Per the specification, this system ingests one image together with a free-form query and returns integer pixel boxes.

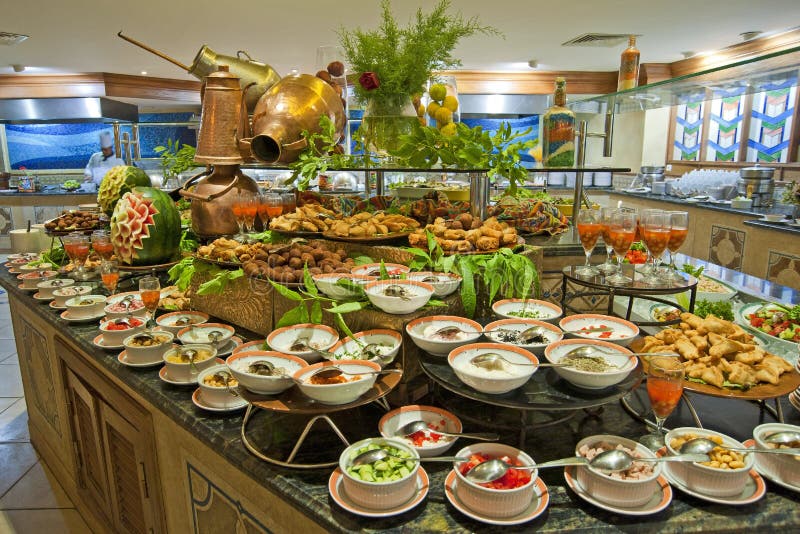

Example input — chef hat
[99,131,113,148]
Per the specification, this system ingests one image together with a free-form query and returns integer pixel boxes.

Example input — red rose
[358,72,380,91]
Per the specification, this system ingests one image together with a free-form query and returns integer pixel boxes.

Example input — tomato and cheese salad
[747,304,800,343]
[403,418,453,448]
[575,324,630,340]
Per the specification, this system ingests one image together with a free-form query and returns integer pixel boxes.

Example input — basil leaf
[269,280,303,301]
[303,265,318,296]
[327,301,368,314]
[275,304,311,328]
[311,300,323,324]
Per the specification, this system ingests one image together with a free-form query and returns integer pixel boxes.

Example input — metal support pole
[375,169,385,196]
[573,120,588,224]
[469,172,489,221]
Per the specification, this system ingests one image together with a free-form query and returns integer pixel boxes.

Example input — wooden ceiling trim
[102,74,200,103]
[442,70,618,95]
[0,73,201,102]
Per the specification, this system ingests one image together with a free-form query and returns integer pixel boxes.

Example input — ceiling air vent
[562,33,636,47]
[0,32,29,46]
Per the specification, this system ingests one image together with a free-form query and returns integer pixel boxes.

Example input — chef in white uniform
[83,131,125,186]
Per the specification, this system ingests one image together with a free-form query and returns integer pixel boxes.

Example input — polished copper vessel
[249,73,345,164]
[180,165,259,238]
[195,66,250,165]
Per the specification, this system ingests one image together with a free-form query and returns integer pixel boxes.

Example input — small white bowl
[752,423,800,488]
[330,330,402,366]
[448,343,538,394]
[19,270,58,288]
[266,323,339,363]
[232,339,268,355]
[226,351,308,395]
[483,319,563,357]
[453,443,537,518]
[18,262,52,274]
[492,299,563,324]
[292,360,379,405]
[103,297,147,319]
[339,437,420,510]
[730,198,753,210]
[177,323,235,346]
[65,294,106,318]
[379,405,461,457]
[36,278,74,298]
[544,339,636,389]
[350,263,411,278]
[156,311,210,335]
[574,434,662,507]
[163,344,218,382]
[559,314,639,347]
[197,364,241,408]
[406,271,462,297]
[122,330,175,364]
[696,275,737,303]
[364,279,434,315]
[8,253,40,263]
[762,213,785,222]
[99,317,146,346]
[52,285,93,306]
[312,273,376,300]
[664,427,755,498]
[406,315,483,357]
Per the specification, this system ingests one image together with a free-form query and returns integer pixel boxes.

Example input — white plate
[563,465,672,516]
[92,334,123,351]
[49,301,68,310]
[158,358,225,386]
[659,450,766,505]
[18,283,38,292]
[761,217,787,224]
[328,467,429,518]
[191,388,247,412]
[743,439,800,494]
[735,302,799,357]
[33,292,53,302]
[443,470,549,526]
[60,310,105,323]
[788,222,800,228]
[117,350,165,368]
[214,337,243,357]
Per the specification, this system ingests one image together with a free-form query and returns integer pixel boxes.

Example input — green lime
[429,83,447,102]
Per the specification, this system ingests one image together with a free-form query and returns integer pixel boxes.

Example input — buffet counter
[3,265,800,533]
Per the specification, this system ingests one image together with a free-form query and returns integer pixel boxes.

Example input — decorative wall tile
[766,250,800,290]
[708,225,745,270]
[0,207,11,236]
[187,463,269,534]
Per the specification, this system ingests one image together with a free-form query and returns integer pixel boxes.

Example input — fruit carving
[110,187,180,266]
[97,165,152,215]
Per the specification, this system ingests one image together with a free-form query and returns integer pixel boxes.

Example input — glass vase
[424,74,460,130]
[359,93,418,158]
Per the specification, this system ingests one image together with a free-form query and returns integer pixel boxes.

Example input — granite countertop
[0,188,96,197]
[2,269,800,532]
[743,219,800,235]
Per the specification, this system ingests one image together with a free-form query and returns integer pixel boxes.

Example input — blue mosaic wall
[5,112,196,170]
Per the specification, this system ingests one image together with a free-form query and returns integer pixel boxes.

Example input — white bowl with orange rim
[448,343,539,394]
[293,359,380,405]
[491,298,562,324]
[266,323,339,363]
[312,273,376,300]
[406,315,482,356]
[364,279,433,315]
[379,405,462,457]
[330,329,402,366]
[406,271,462,297]
[483,318,563,356]
[350,263,410,278]
[559,314,639,347]
[544,339,636,389]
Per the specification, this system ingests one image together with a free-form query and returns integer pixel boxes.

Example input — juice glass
[100,260,119,295]
[139,276,161,326]
[242,193,258,233]
[91,230,114,260]
[640,356,685,451]
[230,195,247,239]
[606,211,637,286]
[63,232,91,281]
[641,210,671,286]
[575,208,602,276]
[261,193,282,227]
[281,192,297,214]
[665,211,689,280]
[597,207,618,274]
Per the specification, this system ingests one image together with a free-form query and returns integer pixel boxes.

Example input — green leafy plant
[287,115,363,191]
[391,122,537,195]
[405,230,457,273]
[694,300,734,321]
[178,228,198,253]
[456,249,540,318]
[339,0,498,105]
[154,139,196,181]
[782,181,800,206]
[167,257,243,295]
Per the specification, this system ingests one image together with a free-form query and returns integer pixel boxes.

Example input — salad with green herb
[747,303,800,343]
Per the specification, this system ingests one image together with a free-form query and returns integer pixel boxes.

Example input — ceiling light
[0,32,29,46]
[12,64,25,72]
[528,59,538,69]
[680,51,696,59]
[140,70,147,75]
[740,31,763,41]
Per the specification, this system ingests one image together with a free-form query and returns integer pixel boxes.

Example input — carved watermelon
[97,165,152,216]
[110,187,180,266]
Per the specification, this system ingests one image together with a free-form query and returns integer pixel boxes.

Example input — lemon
[427,101,441,118]
[434,107,453,125]
[440,123,457,137]
[442,95,459,112]
[416,104,426,117]
[429,83,447,102]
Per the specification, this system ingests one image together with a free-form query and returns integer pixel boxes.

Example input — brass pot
[195,66,251,165]
[249,74,345,164]
[179,165,259,238]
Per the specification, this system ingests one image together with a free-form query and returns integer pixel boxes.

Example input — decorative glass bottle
[617,35,641,91]
[541,77,575,168]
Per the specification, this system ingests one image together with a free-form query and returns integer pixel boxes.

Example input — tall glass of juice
[640,355,684,451]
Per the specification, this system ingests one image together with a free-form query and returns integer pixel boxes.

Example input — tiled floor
[0,284,93,533]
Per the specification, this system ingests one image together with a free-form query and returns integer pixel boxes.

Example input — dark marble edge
[3,270,800,533]
[0,190,96,197]
[743,219,800,235]
[608,191,778,217]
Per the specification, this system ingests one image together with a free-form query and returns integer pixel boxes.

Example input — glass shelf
[238,164,630,174]
[568,44,800,114]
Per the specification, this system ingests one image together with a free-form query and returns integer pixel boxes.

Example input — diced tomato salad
[748,306,800,343]
[104,318,143,330]
[458,453,531,490]
[406,419,449,447]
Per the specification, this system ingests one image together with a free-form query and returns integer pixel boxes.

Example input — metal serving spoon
[394,420,499,442]
[679,438,800,456]
[469,353,570,371]
[350,448,469,467]
[310,366,403,381]
[763,431,800,446]
[563,346,680,359]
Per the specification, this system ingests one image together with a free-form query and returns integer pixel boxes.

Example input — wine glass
[63,232,91,281]
[641,210,671,286]
[91,229,114,260]
[636,208,660,275]
[100,260,119,296]
[264,193,282,224]
[640,356,685,451]
[597,207,618,274]
[605,211,637,286]
[575,208,602,276]
[281,192,297,214]
[665,211,689,280]
[241,193,258,234]
[230,194,247,240]
[139,276,161,327]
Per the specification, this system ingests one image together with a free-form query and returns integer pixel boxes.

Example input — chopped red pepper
[457,453,532,489]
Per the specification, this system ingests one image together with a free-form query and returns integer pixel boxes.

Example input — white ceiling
[1,0,799,83]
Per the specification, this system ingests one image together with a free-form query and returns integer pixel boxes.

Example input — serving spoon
[469,353,571,371]
[309,366,403,381]
[464,450,709,484]
[394,420,499,442]
[679,437,800,456]
[763,431,800,445]
[563,346,680,359]
[350,448,469,467]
